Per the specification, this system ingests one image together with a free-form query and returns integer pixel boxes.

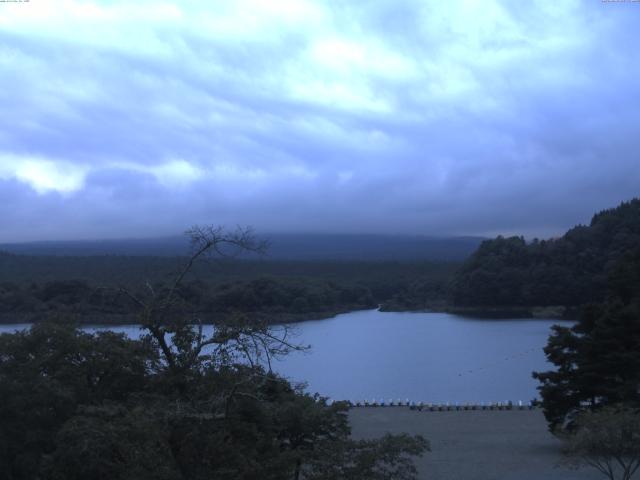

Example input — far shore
[0,304,580,326]
[381,304,580,320]
[0,308,358,326]
[444,304,580,320]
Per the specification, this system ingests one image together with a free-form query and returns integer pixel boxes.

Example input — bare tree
[563,405,640,480]
[118,225,306,375]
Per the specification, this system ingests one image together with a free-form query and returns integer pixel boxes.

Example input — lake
[0,309,569,404]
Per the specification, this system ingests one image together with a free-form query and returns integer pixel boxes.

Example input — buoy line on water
[345,399,537,411]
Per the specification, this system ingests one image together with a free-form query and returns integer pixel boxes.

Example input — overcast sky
[1,0,639,242]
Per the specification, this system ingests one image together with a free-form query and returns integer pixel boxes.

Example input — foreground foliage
[0,227,428,479]
[0,323,428,480]
[563,406,640,480]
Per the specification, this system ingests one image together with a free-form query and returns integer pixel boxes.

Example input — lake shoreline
[0,304,579,325]
[381,304,580,320]
[0,308,357,326]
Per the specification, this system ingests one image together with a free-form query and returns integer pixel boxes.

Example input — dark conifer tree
[533,247,640,430]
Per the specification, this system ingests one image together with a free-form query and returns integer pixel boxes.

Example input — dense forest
[451,199,640,311]
[533,241,640,432]
[0,276,375,324]
[0,253,457,324]
[0,233,468,323]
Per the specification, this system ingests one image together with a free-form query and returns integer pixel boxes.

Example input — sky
[1,0,639,242]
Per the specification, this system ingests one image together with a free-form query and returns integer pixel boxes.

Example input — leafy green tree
[562,406,640,480]
[46,405,180,480]
[452,198,640,309]
[533,248,640,431]
[0,322,152,479]
[304,433,429,480]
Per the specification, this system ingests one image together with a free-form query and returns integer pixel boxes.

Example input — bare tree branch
[114,225,303,376]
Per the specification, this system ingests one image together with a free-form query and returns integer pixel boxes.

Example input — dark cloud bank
[0,1,639,242]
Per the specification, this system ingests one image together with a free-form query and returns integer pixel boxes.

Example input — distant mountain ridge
[0,234,484,262]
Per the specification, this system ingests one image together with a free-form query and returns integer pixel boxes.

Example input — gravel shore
[349,408,603,480]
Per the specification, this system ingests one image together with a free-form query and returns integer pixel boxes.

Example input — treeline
[0,254,456,290]
[451,199,640,308]
[0,277,375,324]
[0,259,457,323]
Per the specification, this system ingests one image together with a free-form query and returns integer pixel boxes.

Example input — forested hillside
[451,199,640,308]
[534,244,640,429]
[0,255,456,323]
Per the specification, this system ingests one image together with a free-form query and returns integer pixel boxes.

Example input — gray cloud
[1,0,639,242]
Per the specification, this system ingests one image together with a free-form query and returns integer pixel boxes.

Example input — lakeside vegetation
[0,254,457,324]
[451,199,640,312]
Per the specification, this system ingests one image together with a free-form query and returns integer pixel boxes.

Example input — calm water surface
[0,309,570,403]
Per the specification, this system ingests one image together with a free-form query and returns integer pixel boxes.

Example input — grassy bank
[349,408,600,480]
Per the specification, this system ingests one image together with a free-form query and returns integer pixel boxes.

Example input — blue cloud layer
[1,0,639,241]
